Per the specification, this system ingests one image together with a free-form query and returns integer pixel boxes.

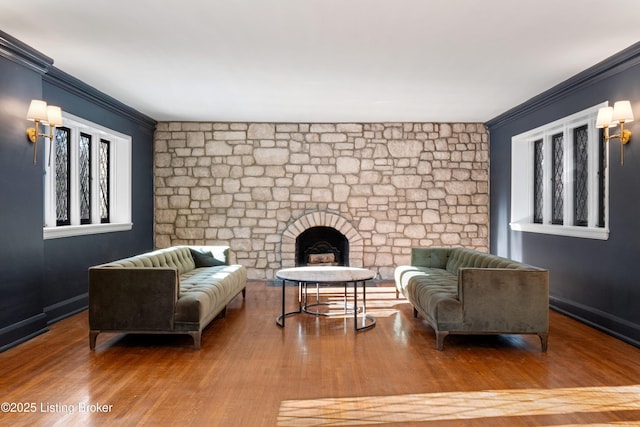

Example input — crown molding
[1,30,155,130]
[0,30,53,74]
[486,42,640,129]
[43,66,157,131]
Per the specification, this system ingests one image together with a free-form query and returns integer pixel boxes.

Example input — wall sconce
[596,100,634,166]
[26,100,63,165]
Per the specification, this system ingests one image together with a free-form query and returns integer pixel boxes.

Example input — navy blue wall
[487,43,640,347]
[0,31,156,351]
[0,35,51,349]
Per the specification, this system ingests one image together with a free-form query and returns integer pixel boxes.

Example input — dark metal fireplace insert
[295,226,349,266]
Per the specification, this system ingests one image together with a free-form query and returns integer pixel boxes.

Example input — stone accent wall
[154,122,489,279]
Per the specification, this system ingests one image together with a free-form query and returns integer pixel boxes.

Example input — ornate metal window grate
[552,133,564,225]
[598,129,606,228]
[55,127,71,226]
[99,139,110,223]
[574,125,589,226]
[533,139,544,224]
[79,133,92,224]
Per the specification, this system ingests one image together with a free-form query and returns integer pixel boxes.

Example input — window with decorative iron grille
[551,133,564,225]
[43,113,131,239]
[79,133,92,224]
[55,127,71,226]
[510,103,609,240]
[533,139,544,224]
[99,139,110,223]
[573,125,589,226]
[598,130,607,228]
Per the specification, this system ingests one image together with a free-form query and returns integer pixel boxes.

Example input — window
[533,139,543,224]
[510,103,609,240]
[99,139,111,223]
[573,125,589,227]
[79,132,92,224]
[43,112,132,239]
[54,127,71,226]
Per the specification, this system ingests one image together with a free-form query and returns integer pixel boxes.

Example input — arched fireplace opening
[296,226,349,266]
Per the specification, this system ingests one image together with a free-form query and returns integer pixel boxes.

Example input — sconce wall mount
[26,99,62,165]
[596,100,634,166]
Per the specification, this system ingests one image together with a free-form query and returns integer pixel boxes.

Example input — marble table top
[276,266,376,283]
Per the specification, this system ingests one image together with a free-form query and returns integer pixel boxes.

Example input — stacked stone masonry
[154,122,489,280]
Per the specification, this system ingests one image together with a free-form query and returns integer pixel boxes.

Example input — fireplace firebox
[295,226,349,266]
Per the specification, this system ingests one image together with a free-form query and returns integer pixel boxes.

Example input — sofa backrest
[100,246,196,275]
[411,248,450,269]
[445,247,529,275]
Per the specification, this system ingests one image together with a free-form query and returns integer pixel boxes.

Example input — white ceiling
[1,0,639,123]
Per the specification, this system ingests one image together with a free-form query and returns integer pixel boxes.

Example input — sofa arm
[88,267,179,331]
[458,268,549,333]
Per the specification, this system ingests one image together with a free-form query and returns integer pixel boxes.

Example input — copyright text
[1,401,113,414]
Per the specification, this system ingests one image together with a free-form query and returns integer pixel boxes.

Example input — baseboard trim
[550,296,640,348]
[0,313,48,353]
[44,293,88,325]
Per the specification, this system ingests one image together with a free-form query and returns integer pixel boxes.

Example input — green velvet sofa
[88,245,247,350]
[395,247,549,351]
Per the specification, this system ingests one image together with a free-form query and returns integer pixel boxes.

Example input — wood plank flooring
[1,281,640,426]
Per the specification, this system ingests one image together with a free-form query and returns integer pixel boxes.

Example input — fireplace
[296,226,349,266]
[280,211,364,269]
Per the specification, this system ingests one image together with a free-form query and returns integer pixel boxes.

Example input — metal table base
[276,278,376,332]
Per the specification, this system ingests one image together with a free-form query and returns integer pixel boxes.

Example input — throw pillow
[190,248,225,267]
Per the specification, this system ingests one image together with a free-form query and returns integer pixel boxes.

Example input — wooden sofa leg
[436,331,449,351]
[242,288,246,298]
[539,333,548,352]
[215,306,227,319]
[89,331,99,350]
[190,332,202,350]
[413,307,418,318]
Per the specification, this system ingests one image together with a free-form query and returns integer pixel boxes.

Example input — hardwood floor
[2,281,640,426]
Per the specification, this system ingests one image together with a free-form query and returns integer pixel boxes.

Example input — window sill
[510,222,609,240]
[43,222,133,240]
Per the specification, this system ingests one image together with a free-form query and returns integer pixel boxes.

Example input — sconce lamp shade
[47,106,63,127]
[25,100,64,165]
[27,100,48,122]
[596,106,614,128]
[612,100,634,123]
[598,100,634,166]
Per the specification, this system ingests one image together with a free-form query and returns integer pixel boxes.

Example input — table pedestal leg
[354,280,376,332]
[276,279,303,327]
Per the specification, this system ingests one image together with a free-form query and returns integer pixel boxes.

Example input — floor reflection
[278,385,640,426]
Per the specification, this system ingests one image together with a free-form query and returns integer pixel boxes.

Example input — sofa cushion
[175,265,246,323]
[395,265,462,324]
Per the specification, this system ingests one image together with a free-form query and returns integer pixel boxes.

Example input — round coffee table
[275,266,377,331]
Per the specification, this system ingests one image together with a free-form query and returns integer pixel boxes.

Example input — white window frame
[510,102,609,240]
[43,112,132,239]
